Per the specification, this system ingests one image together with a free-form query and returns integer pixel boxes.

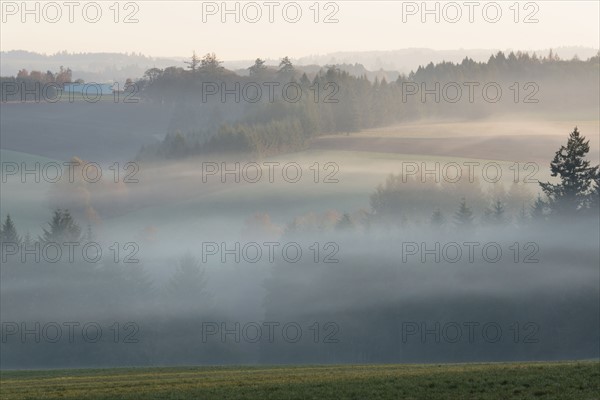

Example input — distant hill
[0,50,184,83]
[2,47,597,83]
[295,46,600,73]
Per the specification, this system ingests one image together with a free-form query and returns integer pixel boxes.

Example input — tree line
[306,127,599,232]
[136,50,600,160]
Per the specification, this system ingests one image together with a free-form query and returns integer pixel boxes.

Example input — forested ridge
[134,50,600,159]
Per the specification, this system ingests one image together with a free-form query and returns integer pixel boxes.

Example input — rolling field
[0,102,172,163]
[1,361,598,399]
[311,119,600,164]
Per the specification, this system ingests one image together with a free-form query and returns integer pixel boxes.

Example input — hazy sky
[1,1,599,59]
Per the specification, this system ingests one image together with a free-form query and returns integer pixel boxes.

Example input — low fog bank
[1,216,598,368]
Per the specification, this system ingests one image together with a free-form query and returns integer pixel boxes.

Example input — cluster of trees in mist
[0,209,206,318]
[1,128,598,368]
[14,66,74,84]
[135,50,600,160]
[367,129,599,229]
[0,209,83,248]
[0,66,79,101]
[238,128,598,239]
[3,128,598,248]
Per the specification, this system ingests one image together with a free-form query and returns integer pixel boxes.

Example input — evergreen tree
[539,127,599,216]
[184,51,200,72]
[278,56,294,76]
[530,193,547,221]
[40,209,81,243]
[200,53,223,73]
[299,73,311,86]
[1,214,21,244]
[430,208,445,227]
[248,58,267,76]
[335,213,354,231]
[489,199,506,225]
[590,174,600,213]
[517,202,529,226]
[454,198,474,227]
[167,253,208,298]
[23,231,33,247]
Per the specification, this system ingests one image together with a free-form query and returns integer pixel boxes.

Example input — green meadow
[1,361,598,400]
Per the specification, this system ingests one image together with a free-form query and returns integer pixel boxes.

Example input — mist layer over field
[1,49,599,370]
[2,124,599,368]
[1,215,598,368]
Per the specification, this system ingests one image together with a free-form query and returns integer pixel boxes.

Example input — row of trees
[136,51,599,160]
[0,213,208,308]
[0,209,84,247]
[1,66,82,102]
[372,127,599,225]
[15,65,74,84]
[277,128,599,234]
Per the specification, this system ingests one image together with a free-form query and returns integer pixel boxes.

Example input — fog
[1,215,598,368]
[1,42,599,370]
[1,147,599,367]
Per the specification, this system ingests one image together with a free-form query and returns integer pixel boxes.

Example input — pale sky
[1,1,599,59]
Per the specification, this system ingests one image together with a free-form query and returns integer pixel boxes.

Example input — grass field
[1,361,598,400]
